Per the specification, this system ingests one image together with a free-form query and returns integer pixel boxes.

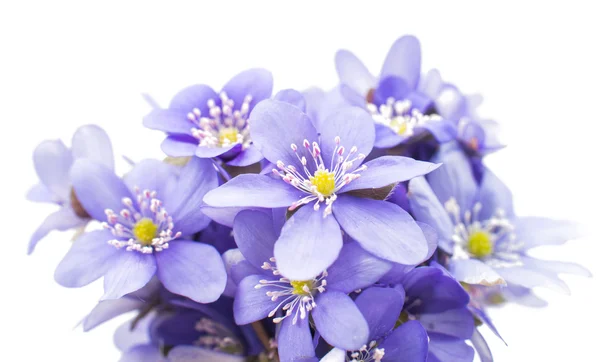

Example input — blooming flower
[229,210,394,362]
[27,125,114,254]
[409,142,590,290]
[320,287,429,362]
[203,99,440,280]
[144,68,273,167]
[54,157,227,303]
[335,35,456,149]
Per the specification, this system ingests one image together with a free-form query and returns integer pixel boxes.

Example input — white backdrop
[1,1,598,361]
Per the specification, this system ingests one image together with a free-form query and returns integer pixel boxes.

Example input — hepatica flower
[335,35,456,149]
[204,99,440,280]
[54,157,227,303]
[409,143,590,290]
[27,125,114,254]
[229,210,393,362]
[144,68,273,167]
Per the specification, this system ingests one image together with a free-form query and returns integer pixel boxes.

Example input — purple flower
[144,68,273,167]
[27,125,114,254]
[409,143,591,290]
[321,287,429,362]
[203,99,440,279]
[335,35,457,149]
[229,210,394,361]
[385,266,475,362]
[54,157,227,303]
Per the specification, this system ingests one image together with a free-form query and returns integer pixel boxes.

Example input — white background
[1,1,598,361]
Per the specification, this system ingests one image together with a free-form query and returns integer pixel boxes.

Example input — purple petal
[143,109,194,135]
[194,144,237,158]
[419,308,474,339]
[160,134,198,157]
[434,84,467,120]
[335,49,376,96]
[28,207,87,254]
[374,123,404,148]
[320,348,346,362]
[418,119,457,143]
[477,168,514,219]
[496,266,570,294]
[354,286,404,341]
[169,84,218,114]
[313,107,375,172]
[277,317,316,362]
[118,344,164,362]
[200,206,252,227]
[70,159,133,222]
[71,125,114,170]
[221,68,273,110]
[379,320,429,362]
[373,76,411,105]
[419,69,444,99]
[274,89,307,112]
[231,259,264,285]
[165,157,218,235]
[83,298,145,332]
[233,275,277,324]
[156,240,226,303]
[339,84,367,107]
[114,314,154,352]
[312,291,369,351]
[520,255,591,277]
[233,210,278,270]
[123,159,177,197]
[333,196,428,265]
[203,174,303,208]
[33,139,73,201]
[54,230,119,287]
[407,177,454,252]
[380,35,422,89]
[449,259,506,287]
[427,143,477,212]
[249,99,319,167]
[26,183,56,203]
[471,329,493,362]
[102,251,157,300]
[168,346,245,362]
[402,267,470,314]
[326,242,392,294]
[274,205,342,280]
[342,156,440,193]
[226,145,264,167]
[516,217,583,250]
[222,248,245,296]
[428,334,474,362]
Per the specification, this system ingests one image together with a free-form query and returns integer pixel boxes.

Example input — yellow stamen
[309,169,336,196]
[132,218,158,246]
[218,127,239,146]
[290,280,313,295]
[390,118,408,135]
[467,231,493,258]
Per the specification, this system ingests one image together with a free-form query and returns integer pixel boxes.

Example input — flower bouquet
[27,35,589,362]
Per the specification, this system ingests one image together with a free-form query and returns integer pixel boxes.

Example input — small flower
[144,68,273,167]
[204,99,440,280]
[229,210,393,362]
[408,142,590,290]
[27,125,114,254]
[335,35,457,149]
[54,158,227,303]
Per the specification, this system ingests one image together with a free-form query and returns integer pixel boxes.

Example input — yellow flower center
[218,127,239,146]
[467,231,493,258]
[290,280,313,295]
[391,117,409,135]
[132,218,159,246]
[309,169,336,196]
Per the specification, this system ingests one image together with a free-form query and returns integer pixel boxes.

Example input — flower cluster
[27,35,589,362]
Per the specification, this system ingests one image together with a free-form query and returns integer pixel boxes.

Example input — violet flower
[409,142,591,290]
[204,99,440,280]
[335,35,456,149]
[144,68,273,167]
[27,125,114,254]
[229,210,394,362]
[54,157,227,303]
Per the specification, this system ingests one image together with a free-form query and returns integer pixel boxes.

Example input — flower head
[54,158,227,303]
[144,68,273,167]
